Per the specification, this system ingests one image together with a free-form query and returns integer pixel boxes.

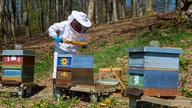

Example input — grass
[88,28,192,73]
[34,54,53,78]
[33,27,191,76]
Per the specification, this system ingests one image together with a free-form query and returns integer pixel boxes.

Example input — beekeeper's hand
[82,44,88,49]
[53,35,63,43]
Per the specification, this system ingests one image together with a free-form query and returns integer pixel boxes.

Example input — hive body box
[56,54,94,86]
[1,50,35,84]
[127,46,183,96]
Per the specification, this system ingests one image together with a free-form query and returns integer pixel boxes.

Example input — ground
[0,10,192,107]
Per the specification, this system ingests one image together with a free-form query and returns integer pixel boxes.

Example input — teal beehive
[127,46,183,96]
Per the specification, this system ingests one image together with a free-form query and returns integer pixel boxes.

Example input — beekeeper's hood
[68,10,91,27]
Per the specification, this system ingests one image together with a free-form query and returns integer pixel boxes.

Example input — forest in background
[0,0,186,44]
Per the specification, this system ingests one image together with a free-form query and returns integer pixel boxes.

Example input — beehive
[127,46,183,96]
[1,50,35,84]
[56,54,94,86]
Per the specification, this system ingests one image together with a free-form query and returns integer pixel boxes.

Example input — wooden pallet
[128,95,192,108]
[139,96,192,107]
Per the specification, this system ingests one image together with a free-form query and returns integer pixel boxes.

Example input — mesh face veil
[70,19,88,33]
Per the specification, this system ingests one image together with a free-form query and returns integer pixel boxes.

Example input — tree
[119,0,126,19]
[164,0,167,12]
[112,0,118,21]
[131,0,136,18]
[11,0,16,40]
[88,0,94,20]
[146,0,153,13]
[180,0,192,22]
[138,0,143,16]
[176,0,183,10]
[0,0,5,40]
[22,0,31,37]
[39,0,45,33]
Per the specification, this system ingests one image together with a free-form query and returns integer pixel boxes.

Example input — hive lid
[127,46,183,54]
[2,50,35,56]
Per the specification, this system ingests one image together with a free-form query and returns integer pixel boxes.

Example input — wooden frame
[98,67,124,93]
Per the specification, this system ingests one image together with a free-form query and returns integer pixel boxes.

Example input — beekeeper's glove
[82,44,88,49]
[53,35,63,43]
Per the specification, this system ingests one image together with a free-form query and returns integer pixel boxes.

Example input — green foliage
[144,10,155,16]
[181,87,192,98]
[41,97,80,108]
[98,97,127,107]
[34,55,53,78]
[0,98,16,108]
[113,38,124,44]
[97,41,108,47]
[179,56,190,72]
[29,98,47,108]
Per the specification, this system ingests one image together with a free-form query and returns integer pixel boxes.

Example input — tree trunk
[138,0,143,16]
[23,0,31,37]
[164,0,167,12]
[105,0,110,22]
[88,0,94,20]
[39,0,45,33]
[4,0,12,41]
[56,0,60,22]
[0,0,5,41]
[176,0,183,10]
[47,0,51,28]
[11,0,16,39]
[112,0,118,21]
[95,0,99,24]
[180,0,192,22]
[120,0,126,19]
[149,0,152,11]
[146,0,149,12]
[131,0,136,18]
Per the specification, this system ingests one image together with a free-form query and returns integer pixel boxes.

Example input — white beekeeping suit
[48,10,91,79]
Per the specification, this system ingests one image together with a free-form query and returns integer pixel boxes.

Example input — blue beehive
[56,54,94,86]
[127,46,183,96]
[57,54,94,68]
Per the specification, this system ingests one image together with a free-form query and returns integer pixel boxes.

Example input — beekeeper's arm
[48,22,65,42]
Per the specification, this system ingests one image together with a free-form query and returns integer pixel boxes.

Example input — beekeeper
[48,10,92,95]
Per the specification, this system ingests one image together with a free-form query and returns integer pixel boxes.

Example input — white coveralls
[48,15,86,79]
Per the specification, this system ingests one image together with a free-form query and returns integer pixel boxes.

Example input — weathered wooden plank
[56,69,72,80]
[2,56,35,66]
[129,52,180,69]
[56,79,71,85]
[70,86,116,93]
[2,50,35,56]
[128,46,183,54]
[2,66,34,83]
[57,54,94,68]
[144,53,179,69]
[72,68,94,85]
[143,88,178,96]
[2,77,21,82]
[128,47,182,69]
[140,96,192,107]
[99,67,122,71]
[130,67,178,71]
[144,70,179,88]
[129,52,144,68]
